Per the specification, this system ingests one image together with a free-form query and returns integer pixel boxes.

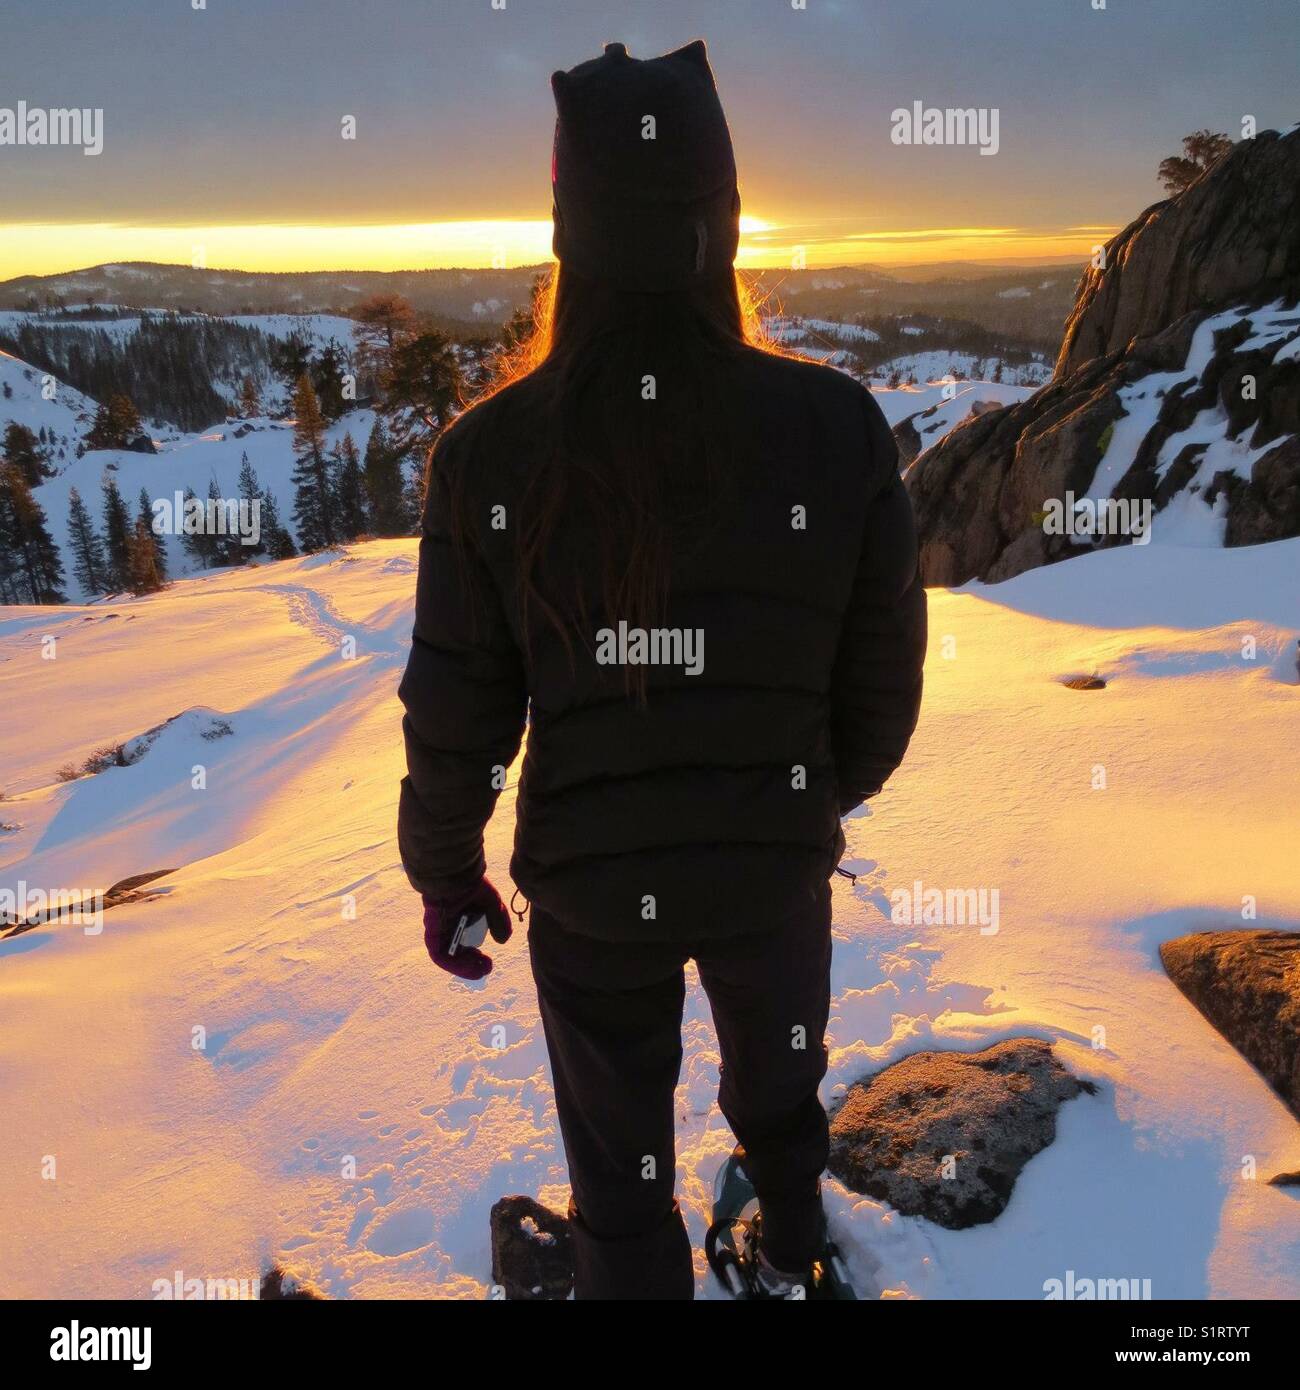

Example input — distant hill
[0,263,543,335]
[0,258,1085,350]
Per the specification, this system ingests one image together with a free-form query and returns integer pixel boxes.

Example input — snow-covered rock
[907,126,1300,586]
[828,1040,1093,1229]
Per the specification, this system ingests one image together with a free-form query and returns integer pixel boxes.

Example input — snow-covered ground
[0,344,97,469]
[764,317,1052,388]
[876,377,1037,439]
[2,534,1297,1299]
[224,314,363,352]
[872,347,1051,386]
[0,310,361,351]
[767,315,882,344]
[31,408,377,599]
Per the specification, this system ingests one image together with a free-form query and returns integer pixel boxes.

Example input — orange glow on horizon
[0,216,1111,282]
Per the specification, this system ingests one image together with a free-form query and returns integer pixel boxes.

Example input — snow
[2,325,1040,607]
[1,312,180,343]
[1085,299,1298,542]
[0,311,363,427]
[2,531,1298,1299]
[224,313,362,351]
[871,377,1037,430]
[0,345,98,436]
[764,315,877,347]
[0,310,359,348]
[1,313,385,599]
[29,408,377,602]
[997,286,1031,298]
[870,349,1051,386]
[798,316,882,343]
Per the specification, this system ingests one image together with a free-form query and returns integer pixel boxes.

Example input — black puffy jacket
[398,346,926,942]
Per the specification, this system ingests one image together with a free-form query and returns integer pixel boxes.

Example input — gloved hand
[423,876,513,980]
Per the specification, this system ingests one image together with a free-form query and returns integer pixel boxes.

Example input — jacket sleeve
[398,457,528,900]
[830,396,927,813]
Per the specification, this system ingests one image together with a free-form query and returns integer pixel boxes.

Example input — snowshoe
[705,1148,857,1300]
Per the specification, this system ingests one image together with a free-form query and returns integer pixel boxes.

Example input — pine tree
[0,530,22,604]
[100,472,132,589]
[136,487,168,582]
[271,332,314,397]
[125,517,163,594]
[237,451,259,507]
[353,292,415,392]
[86,394,144,450]
[402,455,427,534]
[312,340,350,419]
[2,422,51,486]
[179,486,212,569]
[0,463,65,603]
[208,477,239,568]
[0,471,24,604]
[332,432,368,540]
[290,374,336,551]
[236,452,265,557]
[238,375,261,418]
[67,485,109,595]
[362,415,413,536]
[383,330,462,459]
[1158,130,1233,195]
[260,487,297,560]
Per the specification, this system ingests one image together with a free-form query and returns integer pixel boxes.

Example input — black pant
[527,883,832,1300]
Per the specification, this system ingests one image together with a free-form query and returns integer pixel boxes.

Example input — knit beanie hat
[550,40,741,292]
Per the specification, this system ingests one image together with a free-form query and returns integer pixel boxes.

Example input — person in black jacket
[399,40,926,1299]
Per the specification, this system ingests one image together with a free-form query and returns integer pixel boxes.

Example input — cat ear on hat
[669,39,710,71]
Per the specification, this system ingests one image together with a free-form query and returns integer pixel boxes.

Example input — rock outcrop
[1058,129,1300,376]
[905,128,1300,586]
[1160,929,1300,1123]
[827,1038,1094,1229]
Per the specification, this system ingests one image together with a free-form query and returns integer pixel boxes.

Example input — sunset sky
[1,0,1296,279]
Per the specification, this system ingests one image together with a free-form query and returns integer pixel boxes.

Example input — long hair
[443,264,776,700]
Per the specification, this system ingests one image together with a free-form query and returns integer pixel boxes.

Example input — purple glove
[423,877,513,981]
